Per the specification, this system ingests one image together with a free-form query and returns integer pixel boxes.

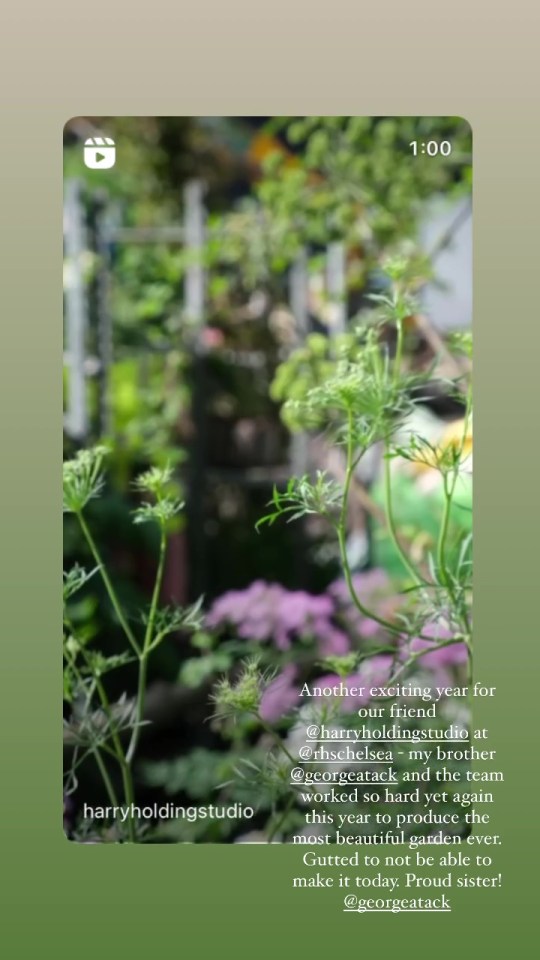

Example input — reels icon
[84,137,116,169]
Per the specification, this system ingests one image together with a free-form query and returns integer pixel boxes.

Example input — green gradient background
[2,1,539,955]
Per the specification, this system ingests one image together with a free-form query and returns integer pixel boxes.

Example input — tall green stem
[77,512,140,657]
[437,477,453,591]
[435,385,473,648]
[393,314,404,386]
[338,411,431,641]
[126,528,167,765]
[93,748,120,810]
[90,668,136,842]
[267,794,295,843]
[257,716,298,766]
[383,439,427,585]
[64,651,120,810]
[388,636,468,685]
[72,504,172,842]
[66,642,136,841]
[256,712,354,832]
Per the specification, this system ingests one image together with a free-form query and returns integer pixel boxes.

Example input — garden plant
[63,260,472,843]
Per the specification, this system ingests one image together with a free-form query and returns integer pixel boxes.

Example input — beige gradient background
[1,1,539,955]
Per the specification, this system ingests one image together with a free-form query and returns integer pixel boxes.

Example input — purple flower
[317,626,350,656]
[329,569,390,603]
[206,580,349,655]
[329,570,399,639]
[260,665,300,722]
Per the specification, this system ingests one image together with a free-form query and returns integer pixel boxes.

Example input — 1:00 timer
[409,140,452,156]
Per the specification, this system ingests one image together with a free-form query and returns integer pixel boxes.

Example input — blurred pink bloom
[329,570,400,639]
[259,665,300,722]
[201,326,225,349]
[406,622,468,670]
[206,581,349,655]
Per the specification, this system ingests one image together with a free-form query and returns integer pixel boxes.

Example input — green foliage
[142,748,241,799]
[132,498,184,528]
[390,433,466,478]
[256,471,343,530]
[256,264,473,649]
[147,597,204,640]
[63,451,202,841]
[63,564,97,604]
[448,330,473,359]
[131,462,184,529]
[211,658,268,721]
[63,446,109,514]
[106,246,191,469]
[173,116,473,312]
[201,117,471,288]
[179,651,232,688]
[319,653,361,677]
